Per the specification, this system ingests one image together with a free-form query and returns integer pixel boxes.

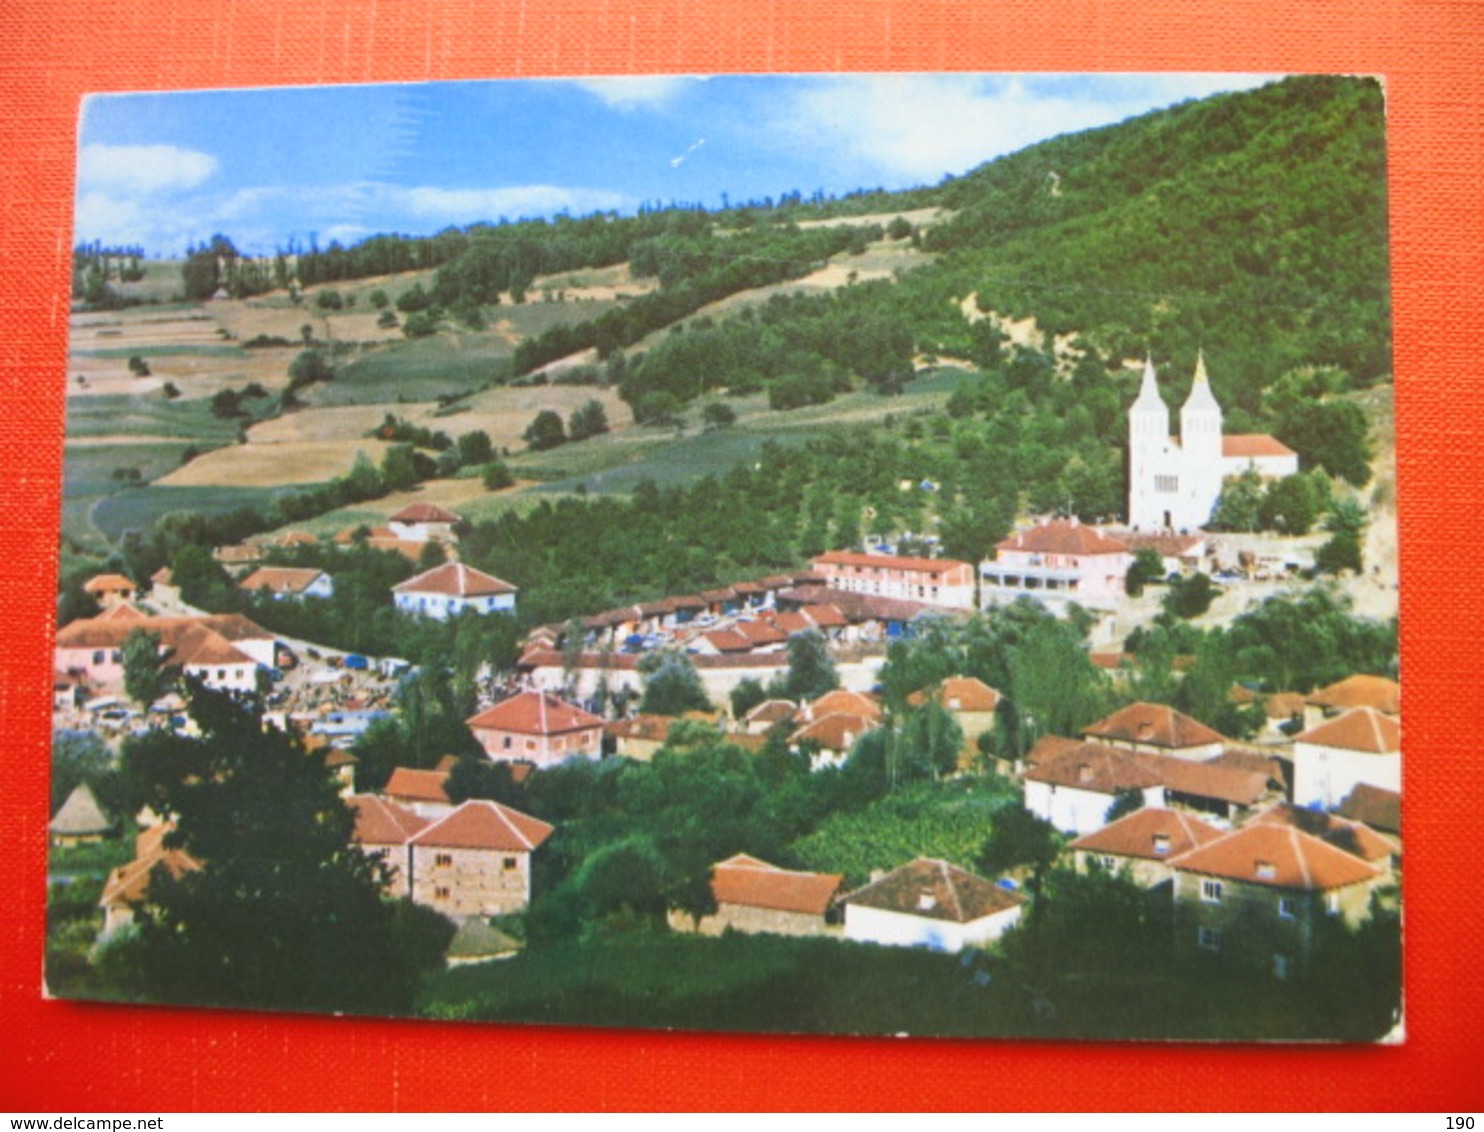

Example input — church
[1127,354,1299,531]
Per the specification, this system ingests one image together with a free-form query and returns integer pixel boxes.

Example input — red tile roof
[1024,743,1165,793]
[802,604,848,629]
[1154,757,1270,807]
[813,551,970,575]
[383,767,451,805]
[1223,434,1296,459]
[745,699,799,727]
[409,800,553,852]
[1083,702,1226,750]
[790,712,878,752]
[710,854,844,916]
[395,562,517,598]
[1247,803,1397,864]
[1170,823,1381,891]
[843,858,1023,923]
[802,689,883,722]
[239,566,328,595]
[996,519,1130,557]
[348,794,430,845]
[1305,675,1401,715]
[1115,531,1207,558]
[604,715,673,743]
[909,676,1001,713]
[84,573,135,593]
[389,502,462,524]
[1023,734,1084,768]
[98,823,201,910]
[467,691,603,735]
[1337,784,1402,836]
[702,629,755,654]
[733,620,788,647]
[1295,707,1401,754]
[1069,807,1226,861]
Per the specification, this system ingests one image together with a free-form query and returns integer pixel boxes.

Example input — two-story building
[1292,707,1401,811]
[407,800,554,919]
[811,550,975,611]
[393,562,517,620]
[466,691,604,768]
[982,518,1134,613]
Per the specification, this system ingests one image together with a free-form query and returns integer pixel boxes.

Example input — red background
[2,0,1480,1111]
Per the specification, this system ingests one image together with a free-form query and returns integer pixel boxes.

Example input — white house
[393,562,517,620]
[238,566,334,601]
[387,502,462,543]
[1023,742,1167,834]
[841,858,1024,953]
[1292,707,1401,810]
[1128,353,1298,532]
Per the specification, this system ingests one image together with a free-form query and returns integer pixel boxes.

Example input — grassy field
[62,440,208,549]
[65,393,253,442]
[91,483,295,542]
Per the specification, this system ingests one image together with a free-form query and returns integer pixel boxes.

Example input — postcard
[48,73,1399,1041]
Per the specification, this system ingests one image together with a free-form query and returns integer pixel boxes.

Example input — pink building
[983,518,1134,612]
[812,551,975,610]
[466,691,604,769]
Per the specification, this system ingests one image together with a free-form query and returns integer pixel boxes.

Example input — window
[503,856,518,871]
[435,853,452,868]
[1201,879,1223,904]
[1326,892,1342,916]
[1155,475,1179,494]
[525,738,537,752]
[1152,834,1171,855]
[1279,897,1298,920]
[93,650,105,665]
[502,736,512,750]
[434,886,451,901]
[1100,855,1119,872]
[1197,927,1221,952]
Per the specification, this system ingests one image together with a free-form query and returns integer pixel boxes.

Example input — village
[48,352,1402,1006]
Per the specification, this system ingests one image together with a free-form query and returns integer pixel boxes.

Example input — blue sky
[76,73,1279,257]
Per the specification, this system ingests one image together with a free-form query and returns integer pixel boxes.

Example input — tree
[781,630,838,701]
[523,410,567,451]
[729,677,768,721]
[1162,572,1217,619]
[1259,471,1323,535]
[638,650,711,716]
[111,686,453,1012]
[977,805,1061,921]
[1125,547,1165,597]
[481,460,515,490]
[702,401,736,429]
[456,429,494,467]
[567,399,610,442]
[1276,399,1373,487]
[1212,467,1265,532]
[1105,787,1144,824]
[368,289,389,309]
[287,349,334,391]
[897,700,964,781]
[1316,497,1367,575]
[121,629,164,707]
[127,355,151,377]
[379,443,420,492]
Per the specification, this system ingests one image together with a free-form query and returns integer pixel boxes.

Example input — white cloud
[783,73,1278,183]
[570,75,699,110]
[404,185,631,220]
[78,143,218,195]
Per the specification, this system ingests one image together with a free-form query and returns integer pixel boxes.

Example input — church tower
[1128,356,1173,530]
[1178,351,1224,529]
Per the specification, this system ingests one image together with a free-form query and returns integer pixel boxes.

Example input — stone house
[678,854,844,938]
[1169,823,1382,977]
[407,800,554,919]
[1068,806,1226,889]
[347,794,429,898]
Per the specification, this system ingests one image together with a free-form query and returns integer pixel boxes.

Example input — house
[983,519,1134,612]
[679,854,845,938]
[1151,756,1273,822]
[1023,742,1167,834]
[1082,702,1227,760]
[1169,822,1382,976]
[1127,353,1298,532]
[788,711,878,770]
[1069,807,1226,889]
[212,543,264,573]
[795,688,883,725]
[1302,674,1401,728]
[1247,802,1397,875]
[97,822,202,938]
[466,691,603,768]
[1292,707,1401,810]
[1337,783,1401,844]
[1116,531,1211,577]
[54,611,277,691]
[387,502,462,543]
[907,676,1002,753]
[83,573,137,609]
[841,858,1025,953]
[407,800,554,918]
[382,767,455,819]
[742,699,798,734]
[811,550,976,611]
[604,714,675,761]
[238,566,334,601]
[149,566,179,606]
[393,562,517,620]
[49,782,114,847]
[347,794,429,898]
[324,748,358,796]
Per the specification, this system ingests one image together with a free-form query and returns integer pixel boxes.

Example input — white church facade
[1127,354,1299,531]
